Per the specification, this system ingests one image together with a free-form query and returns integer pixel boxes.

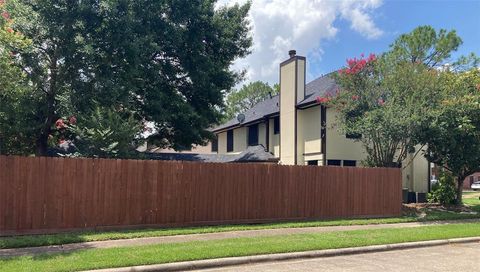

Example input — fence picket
[0,156,402,235]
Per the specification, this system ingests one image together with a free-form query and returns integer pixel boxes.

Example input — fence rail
[0,156,402,235]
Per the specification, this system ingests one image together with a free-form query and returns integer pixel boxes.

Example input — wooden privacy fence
[0,156,402,235]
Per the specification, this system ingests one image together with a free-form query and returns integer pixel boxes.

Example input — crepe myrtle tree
[321,53,440,168]
[323,26,476,170]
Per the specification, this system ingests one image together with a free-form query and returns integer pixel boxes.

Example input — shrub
[428,171,457,205]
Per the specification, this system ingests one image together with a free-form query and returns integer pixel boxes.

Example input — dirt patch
[402,203,478,217]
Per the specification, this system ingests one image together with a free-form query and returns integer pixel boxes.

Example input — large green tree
[223,81,277,121]
[328,54,439,167]
[2,0,252,156]
[417,70,480,204]
[329,25,475,168]
[0,1,34,155]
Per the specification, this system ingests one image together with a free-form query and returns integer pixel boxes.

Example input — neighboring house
[147,145,278,163]
[211,50,430,198]
[140,142,277,163]
[147,143,214,154]
[464,173,480,189]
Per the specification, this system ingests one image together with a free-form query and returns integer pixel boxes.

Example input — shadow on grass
[0,232,97,260]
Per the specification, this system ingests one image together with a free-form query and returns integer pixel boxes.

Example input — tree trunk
[35,53,58,157]
[35,135,49,156]
[456,177,464,205]
[35,93,55,156]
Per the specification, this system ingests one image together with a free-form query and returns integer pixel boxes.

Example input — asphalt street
[196,242,480,272]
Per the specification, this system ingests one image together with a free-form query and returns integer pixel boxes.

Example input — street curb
[85,237,480,272]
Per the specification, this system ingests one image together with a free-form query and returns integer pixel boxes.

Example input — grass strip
[1,193,478,250]
[1,222,479,272]
[0,217,416,249]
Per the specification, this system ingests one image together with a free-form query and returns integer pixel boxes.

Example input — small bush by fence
[0,156,402,235]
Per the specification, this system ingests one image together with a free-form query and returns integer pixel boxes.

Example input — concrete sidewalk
[1,219,479,258]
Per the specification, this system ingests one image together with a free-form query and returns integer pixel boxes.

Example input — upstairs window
[227,130,234,152]
[248,124,259,146]
[273,116,280,135]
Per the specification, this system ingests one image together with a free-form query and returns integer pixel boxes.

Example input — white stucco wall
[297,106,322,165]
[325,108,366,164]
[268,117,280,158]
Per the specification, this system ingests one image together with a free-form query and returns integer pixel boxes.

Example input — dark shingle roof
[213,73,339,132]
[300,73,338,106]
[214,95,280,131]
[146,145,277,163]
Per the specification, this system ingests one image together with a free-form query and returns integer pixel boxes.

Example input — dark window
[227,130,234,152]
[248,124,259,146]
[346,132,362,139]
[307,160,318,166]
[343,160,357,167]
[327,160,341,166]
[211,136,218,152]
[273,116,280,135]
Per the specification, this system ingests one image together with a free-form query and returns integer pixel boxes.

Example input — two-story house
[211,50,430,199]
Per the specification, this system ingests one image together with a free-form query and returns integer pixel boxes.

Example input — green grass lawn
[0,217,417,249]
[463,191,480,212]
[1,222,479,272]
[1,192,479,250]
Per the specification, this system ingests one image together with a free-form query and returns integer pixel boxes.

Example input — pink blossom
[55,119,66,129]
[316,97,331,104]
[341,53,377,75]
[352,95,360,101]
[378,98,385,106]
[1,11,9,20]
[68,116,77,125]
[6,27,13,33]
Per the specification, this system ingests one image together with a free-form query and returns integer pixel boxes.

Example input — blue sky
[220,0,480,85]
[311,0,480,79]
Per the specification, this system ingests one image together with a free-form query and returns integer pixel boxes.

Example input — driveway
[196,242,480,272]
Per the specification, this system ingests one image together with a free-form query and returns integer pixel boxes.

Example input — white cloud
[339,0,384,39]
[217,0,384,84]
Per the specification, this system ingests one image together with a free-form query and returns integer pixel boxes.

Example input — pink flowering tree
[322,52,441,168]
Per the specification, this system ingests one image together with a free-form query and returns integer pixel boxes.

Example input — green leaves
[0,0,252,156]
[390,25,463,67]
[420,69,480,185]
[330,25,476,171]
[223,81,277,121]
[68,106,143,158]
